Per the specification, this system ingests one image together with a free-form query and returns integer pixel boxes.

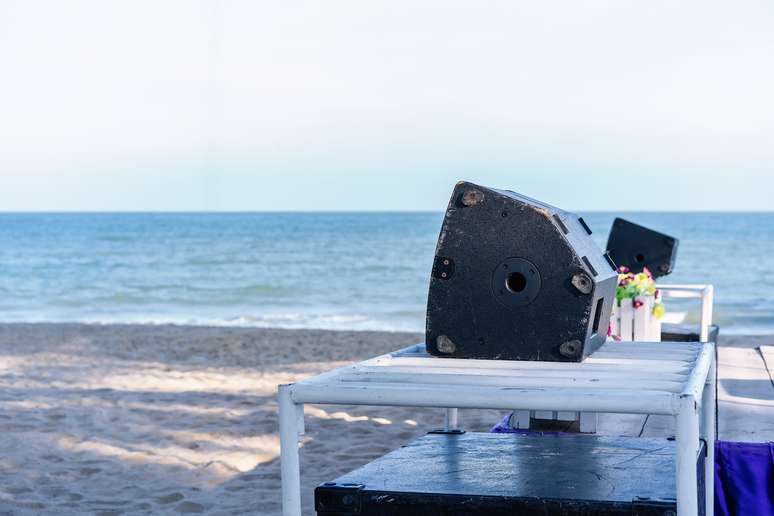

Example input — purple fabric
[715,440,774,516]
[490,412,516,433]
[492,413,774,515]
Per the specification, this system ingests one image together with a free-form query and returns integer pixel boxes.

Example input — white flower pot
[610,296,662,342]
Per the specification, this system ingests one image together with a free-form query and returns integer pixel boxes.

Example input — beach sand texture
[0,324,772,515]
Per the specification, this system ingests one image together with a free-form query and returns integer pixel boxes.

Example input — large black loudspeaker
[426,181,618,362]
[606,218,678,278]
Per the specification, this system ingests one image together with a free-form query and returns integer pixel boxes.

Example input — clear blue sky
[1,1,773,211]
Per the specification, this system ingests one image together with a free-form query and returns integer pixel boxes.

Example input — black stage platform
[316,432,705,515]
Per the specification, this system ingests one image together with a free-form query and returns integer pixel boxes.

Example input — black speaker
[606,218,678,278]
[425,181,618,362]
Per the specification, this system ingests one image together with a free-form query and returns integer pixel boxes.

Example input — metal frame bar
[444,408,459,431]
[659,284,714,342]
[278,341,715,516]
[701,353,717,516]
[278,384,302,516]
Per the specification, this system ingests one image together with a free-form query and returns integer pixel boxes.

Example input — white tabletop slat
[293,341,715,415]
[347,364,690,382]
[367,356,692,374]
[338,370,684,392]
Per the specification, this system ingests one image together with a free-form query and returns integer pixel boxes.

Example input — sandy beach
[0,324,772,515]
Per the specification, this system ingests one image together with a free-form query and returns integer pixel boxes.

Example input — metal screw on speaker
[460,189,484,207]
[436,335,456,354]
[571,273,593,295]
[559,340,582,359]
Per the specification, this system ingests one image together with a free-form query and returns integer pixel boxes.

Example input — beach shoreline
[0,323,771,515]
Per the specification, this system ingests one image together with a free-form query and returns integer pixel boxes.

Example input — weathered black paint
[315,432,706,516]
[425,181,617,362]
[607,218,679,278]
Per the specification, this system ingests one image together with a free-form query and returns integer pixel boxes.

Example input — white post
[701,355,716,516]
[444,408,459,430]
[511,410,531,429]
[676,395,700,516]
[633,296,649,341]
[579,412,598,433]
[700,285,714,342]
[619,300,634,341]
[279,384,302,516]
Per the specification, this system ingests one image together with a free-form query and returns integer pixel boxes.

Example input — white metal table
[278,340,716,516]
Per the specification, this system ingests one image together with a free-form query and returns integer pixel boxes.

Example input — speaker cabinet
[606,218,678,278]
[425,181,617,362]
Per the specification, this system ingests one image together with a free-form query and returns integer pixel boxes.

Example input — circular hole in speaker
[635,253,645,263]
[505,272,527,293]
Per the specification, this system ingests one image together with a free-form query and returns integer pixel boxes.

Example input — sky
[1,1,773,212]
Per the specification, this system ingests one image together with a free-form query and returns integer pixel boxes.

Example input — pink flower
[633,299,644,309]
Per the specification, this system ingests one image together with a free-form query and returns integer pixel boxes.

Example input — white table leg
[579,412,598,433]
[702,356,716,516]
[676,395,700,516]
[445,408,459,430]
[512,410,531,429]
[279,384,302,516]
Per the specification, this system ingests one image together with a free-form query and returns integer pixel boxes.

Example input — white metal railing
[658,284,715,343]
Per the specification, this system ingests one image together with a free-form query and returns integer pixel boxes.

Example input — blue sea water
[0,212,772,334]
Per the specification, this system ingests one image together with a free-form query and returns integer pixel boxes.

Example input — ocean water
[0,212,772,335]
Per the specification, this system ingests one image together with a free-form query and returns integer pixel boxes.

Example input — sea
[0,212,772,335]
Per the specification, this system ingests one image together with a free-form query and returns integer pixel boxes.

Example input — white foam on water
[35,312,425,333]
